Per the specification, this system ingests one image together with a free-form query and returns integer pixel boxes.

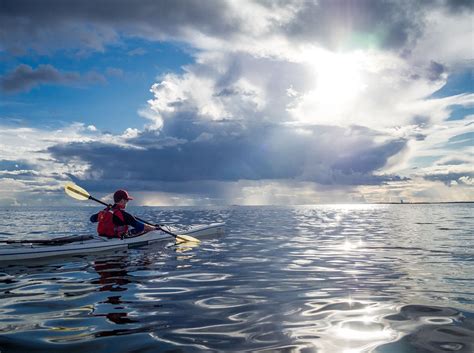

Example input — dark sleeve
[115,211,145,232]
[90,213,99,223]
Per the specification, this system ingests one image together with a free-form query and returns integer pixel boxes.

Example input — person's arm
[120,211,155,232]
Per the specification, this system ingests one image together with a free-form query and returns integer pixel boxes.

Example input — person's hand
[144,224,156,232]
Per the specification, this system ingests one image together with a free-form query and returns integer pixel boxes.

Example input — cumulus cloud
[40,42,469,203]
[144,48,472,133]
[47,122,407,185]
[0,0,472,204]
[0,118,470,204]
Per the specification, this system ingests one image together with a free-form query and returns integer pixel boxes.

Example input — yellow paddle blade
[175,240,200,253]
[176,234,201,243]
[64,182,90,201]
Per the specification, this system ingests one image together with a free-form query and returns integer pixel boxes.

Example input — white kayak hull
[0,223,225,262]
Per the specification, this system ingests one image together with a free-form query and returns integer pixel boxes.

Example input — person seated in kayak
[90,189,155,238]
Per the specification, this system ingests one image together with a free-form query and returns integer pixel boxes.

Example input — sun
[314,51,366,104]
[291,48,369,125]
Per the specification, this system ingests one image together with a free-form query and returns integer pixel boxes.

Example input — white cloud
[410,7,474,66]
[0,122,151,204]
[459,176,474,186]
[146,45,472,132]
[137,11,473,203]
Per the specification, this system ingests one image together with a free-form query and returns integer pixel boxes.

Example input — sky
[0,0,473,206]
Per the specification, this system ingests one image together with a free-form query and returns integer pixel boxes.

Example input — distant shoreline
[1,201,473,208]
[372,201,474,205]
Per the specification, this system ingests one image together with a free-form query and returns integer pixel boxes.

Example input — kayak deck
[0,223,225,261]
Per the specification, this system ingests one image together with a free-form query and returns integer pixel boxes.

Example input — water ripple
[0,204,473,352]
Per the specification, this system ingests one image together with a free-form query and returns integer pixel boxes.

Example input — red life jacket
[97,207,128,238]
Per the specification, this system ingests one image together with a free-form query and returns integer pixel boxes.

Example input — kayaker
[90,189,155,238]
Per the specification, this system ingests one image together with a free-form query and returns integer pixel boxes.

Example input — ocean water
[0,204,473,353]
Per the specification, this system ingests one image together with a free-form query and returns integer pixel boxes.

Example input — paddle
[64,182,200,243]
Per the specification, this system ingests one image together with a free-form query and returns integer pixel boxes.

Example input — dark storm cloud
[282,0,425,51]
[331,139,407,174]
[1,0,469,54]
[0,64,105,93]
[0,0,237,54]
[427,61,447,81]
[48,120,407,190]
[0,0,235,32]
[283,0,472,51]
[443,0,474,13]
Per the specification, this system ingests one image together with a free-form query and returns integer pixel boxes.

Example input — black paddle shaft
[89,196,110,208]
[134,216,177,237]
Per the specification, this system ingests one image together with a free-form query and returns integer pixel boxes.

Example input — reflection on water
[0,204,473,352]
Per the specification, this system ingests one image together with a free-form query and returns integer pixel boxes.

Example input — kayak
[0,223,225,262]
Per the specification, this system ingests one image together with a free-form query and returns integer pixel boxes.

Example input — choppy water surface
[0,204,473,353]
